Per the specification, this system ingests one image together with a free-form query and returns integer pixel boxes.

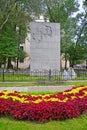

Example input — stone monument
[62,70,70,80]
[30,22,60,72]
[62,67,77,80]
[67,67,77,79]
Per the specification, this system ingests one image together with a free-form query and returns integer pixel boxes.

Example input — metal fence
[0,68,87,83]
[0,69,61,83]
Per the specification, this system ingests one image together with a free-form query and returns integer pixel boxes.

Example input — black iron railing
[0,68,87,83]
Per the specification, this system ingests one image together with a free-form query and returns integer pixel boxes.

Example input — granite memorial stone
[30,22,60,72]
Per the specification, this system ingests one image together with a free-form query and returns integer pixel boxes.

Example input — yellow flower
[3,90,13,95]
[71,96,76,99]
[83,91,87,96]
[33,99,42,103]
[63,86,87,95]
[1,95,9,99]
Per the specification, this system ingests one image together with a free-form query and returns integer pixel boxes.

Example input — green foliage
[0,0,87,69]
[0,0,32,68]
[43,0,87,68]
[67,44,86,66]
[41,0,82,68]
[0,23,18,57]
[18,49,27,63]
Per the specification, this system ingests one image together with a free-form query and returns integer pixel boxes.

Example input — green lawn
[62,81,87,86]
[0,114,87,130]
[0,81,87,87]
[0,74,50,82]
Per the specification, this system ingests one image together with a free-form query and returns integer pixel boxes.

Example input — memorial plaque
[30,22,60,71]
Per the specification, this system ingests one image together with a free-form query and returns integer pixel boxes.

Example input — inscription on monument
[31,25,52,42]
[30,22,60,71]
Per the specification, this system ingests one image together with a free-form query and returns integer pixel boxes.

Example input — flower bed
[0,85,87,121]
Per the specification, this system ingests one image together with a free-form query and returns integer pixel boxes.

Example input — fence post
[49,69,51,81]
[77,67,80,77]
[2,69,5,82]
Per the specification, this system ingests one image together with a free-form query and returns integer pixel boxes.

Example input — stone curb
[0,86,74,92]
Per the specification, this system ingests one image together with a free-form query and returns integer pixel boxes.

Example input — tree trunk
[7,58,13,69]
[86,59,87,69]
[3,57,6,69]
[17,58,19,69]
[65,53,67,69]
[70,61,74,68]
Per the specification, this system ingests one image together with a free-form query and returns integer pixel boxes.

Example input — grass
[0,81,87,87]
[20,91,59,95]
[62,81,87,86]
[0,114,87,130]
[0,74,50,82]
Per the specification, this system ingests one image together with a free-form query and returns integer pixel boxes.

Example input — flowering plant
[0,85,87,121]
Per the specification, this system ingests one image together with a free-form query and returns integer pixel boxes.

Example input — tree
[0,0,32,68]
[43,0,87,68]
[41,0,79,68]
[0,0,17,31]
[0,0,86,69]
[72,0,87,67]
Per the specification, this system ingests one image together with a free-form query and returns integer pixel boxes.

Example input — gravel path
[0,85,74,92]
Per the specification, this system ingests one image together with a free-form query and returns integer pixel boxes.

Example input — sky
[73,0,85,17]
[78,0,84,12]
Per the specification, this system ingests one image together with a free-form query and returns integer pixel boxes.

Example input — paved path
[0,85,74,92]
